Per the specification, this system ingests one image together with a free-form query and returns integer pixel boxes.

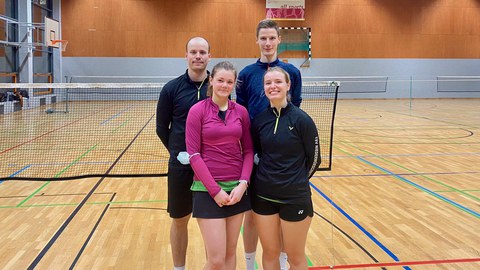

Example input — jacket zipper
[272,108,281,134]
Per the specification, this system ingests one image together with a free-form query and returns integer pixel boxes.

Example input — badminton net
[0,82,338,180]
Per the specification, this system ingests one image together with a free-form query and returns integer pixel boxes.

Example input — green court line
[15,181,52,208]
[342,142,480,202]
[16,144,98,207]
[435,189,480,193]
[53,145,98,178]
[307,255,313,266]
[2,199,168,209]
[112,119,131,133]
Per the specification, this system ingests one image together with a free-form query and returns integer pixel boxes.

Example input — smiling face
[263,68,291,104]
[210,68,236,99]
[185,37,210,72]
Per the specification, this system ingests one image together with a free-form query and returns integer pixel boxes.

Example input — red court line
[309,257,480,269]
[0,113,97,156]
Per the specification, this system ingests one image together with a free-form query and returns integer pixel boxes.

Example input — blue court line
[312,171,480,179]
[309,182,411,270]
[100,107,131,126]
[340,141,480,203]
[357,156,480,219]
[1,165,31,184]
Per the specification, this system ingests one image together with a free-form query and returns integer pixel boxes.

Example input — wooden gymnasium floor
[0,98,479,269]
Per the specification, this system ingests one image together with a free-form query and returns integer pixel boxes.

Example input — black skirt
[192,190,251,219]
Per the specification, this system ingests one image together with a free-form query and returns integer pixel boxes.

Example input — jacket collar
[184,69,210,85]
[255,58,280,69]
[207,97,236,111]
[270,102,292,116]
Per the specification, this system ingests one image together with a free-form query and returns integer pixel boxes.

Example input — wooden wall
[62,0,480,58]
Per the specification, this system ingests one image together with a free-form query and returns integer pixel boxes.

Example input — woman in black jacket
[251,67,321,270]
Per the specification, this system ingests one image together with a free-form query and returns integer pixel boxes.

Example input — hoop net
[52,40,69,52]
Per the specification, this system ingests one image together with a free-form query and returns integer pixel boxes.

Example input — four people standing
[157,19,320,270]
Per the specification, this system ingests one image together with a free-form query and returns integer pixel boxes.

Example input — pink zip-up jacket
[186,97,254,198]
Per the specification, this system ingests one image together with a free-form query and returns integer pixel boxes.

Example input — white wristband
[239,180,248,187]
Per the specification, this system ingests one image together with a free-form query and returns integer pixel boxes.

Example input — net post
[65,87,69,113]
[409,76,413,111]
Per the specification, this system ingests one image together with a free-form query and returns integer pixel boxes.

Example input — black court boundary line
[69,192,116,270]
[27,114,154,270]
[4,163,332,180]
[5,167,331,180]
[314,210,386,270]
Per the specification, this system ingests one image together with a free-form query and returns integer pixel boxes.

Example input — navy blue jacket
[236,59,302,120]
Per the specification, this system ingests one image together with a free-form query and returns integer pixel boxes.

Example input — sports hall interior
[0,0,479,269]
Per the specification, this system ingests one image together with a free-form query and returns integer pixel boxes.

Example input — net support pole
[409,75,413,111]
[65,87,69,113]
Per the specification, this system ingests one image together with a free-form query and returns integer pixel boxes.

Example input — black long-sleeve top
[156,70,209,169]
[251,103,321,203]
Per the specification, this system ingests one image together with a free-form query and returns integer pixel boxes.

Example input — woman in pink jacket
[186,61,254,270]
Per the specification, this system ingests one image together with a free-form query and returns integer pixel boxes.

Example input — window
[32,0,53,81]
[0,0,17,74]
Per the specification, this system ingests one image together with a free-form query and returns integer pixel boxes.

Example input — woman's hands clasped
[213,181,248,207]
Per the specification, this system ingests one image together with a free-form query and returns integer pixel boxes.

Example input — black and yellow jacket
[156,70,209,168]
[251,103,321,203]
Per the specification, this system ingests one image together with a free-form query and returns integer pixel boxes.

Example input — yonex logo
[298,210,304,214]
[289,126,294,130]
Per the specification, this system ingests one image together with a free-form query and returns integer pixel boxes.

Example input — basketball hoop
[51,40,69,52]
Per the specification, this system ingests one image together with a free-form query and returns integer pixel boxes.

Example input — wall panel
[62,0,480,58]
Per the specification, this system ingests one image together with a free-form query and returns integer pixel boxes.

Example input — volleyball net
[0,82,339,180]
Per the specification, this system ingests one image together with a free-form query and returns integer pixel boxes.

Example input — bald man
[156,37,211,270]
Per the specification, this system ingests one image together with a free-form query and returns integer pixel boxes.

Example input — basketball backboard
[45,16,59,48]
